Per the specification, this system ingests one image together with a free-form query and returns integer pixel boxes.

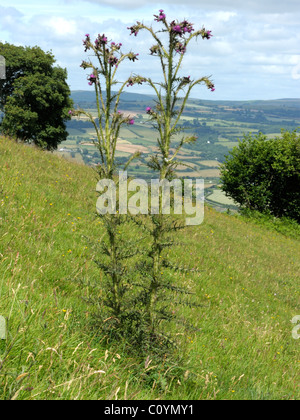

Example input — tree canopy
[0,42,73,150]
[220,130,300,222]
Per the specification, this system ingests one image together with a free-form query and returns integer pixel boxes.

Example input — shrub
[220,130,300,223]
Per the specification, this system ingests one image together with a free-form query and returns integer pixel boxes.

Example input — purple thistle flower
[128,24,140,37]
[181,20,194,33]
[173,25,182,34]
[171,20,194,37]
[101,34,108,44]
[83,34,91,52]
[110,42,122,51]
[95,33,108,47]
[207,81,215,92]
[128,119,135,125]
[175,42,186,55]
[127,78,134,87]
[154,9,166,22]
[146,107,152,114]
[108,55,118,67]
[127,76,146,88]
[87,73,97,85]
[202,29,213,40]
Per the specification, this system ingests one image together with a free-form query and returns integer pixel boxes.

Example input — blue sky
[0,0,299,100]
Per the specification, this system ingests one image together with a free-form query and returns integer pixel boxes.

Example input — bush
[220,130,300,223]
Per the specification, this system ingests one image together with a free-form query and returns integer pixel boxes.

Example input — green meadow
[0,136,299,400]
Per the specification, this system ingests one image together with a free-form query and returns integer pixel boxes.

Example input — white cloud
[0,0,299,100]
[46,17,77,37]
[207,11,238,21]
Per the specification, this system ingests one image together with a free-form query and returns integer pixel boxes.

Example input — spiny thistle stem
[70,33,145,328]
[128,10,215,332]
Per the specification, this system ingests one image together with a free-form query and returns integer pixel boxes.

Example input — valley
[58,92,300,211]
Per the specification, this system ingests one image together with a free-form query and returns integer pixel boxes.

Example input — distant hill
[71,90,300,109]
[71,90,156,107]
[189,98,300,108]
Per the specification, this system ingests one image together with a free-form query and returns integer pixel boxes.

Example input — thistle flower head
[182,76,191,83]
[110,42,122,51]
[128,52,139,62]
[127,22,142,36]
[126,75,147,88]
[196,28,213,40]
[83,34,91,52]
[175,42,186,55]
[150,45,160,55]
[154,9,166,22]
[87,73,97,85]
[95,33,108,49]
[206,81,215,92]
[170,20,194,37]
[108,55,118,67]
[127,78,134,87]
[205,30,213,39]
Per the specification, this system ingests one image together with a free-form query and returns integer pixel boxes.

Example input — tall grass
[0,136,299,400]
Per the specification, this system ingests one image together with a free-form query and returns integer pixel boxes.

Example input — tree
[0,42,73,150]
[0,43,55,111]
[220,130,300,222]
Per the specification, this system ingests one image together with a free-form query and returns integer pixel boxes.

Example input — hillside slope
[0,136,299,400]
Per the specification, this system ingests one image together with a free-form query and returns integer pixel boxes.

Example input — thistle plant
[129,10,215,180]
[128,10,215,335]
[71,33,146,333]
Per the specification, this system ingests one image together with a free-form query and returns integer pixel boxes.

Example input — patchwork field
[59,93,300,211]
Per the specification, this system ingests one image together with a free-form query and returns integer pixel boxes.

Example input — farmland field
[206,188,236,206]
[59,92,300,211]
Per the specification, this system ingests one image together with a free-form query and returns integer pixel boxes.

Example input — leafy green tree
[220,130,300,222]
[0,43,55,110]
[0,42,73,150]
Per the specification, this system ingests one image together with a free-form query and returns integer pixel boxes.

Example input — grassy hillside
[0,136,299,400]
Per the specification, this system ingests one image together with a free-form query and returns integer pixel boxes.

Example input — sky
[0,0,299,101]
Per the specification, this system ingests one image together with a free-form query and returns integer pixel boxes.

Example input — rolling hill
[0,135,299,400]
